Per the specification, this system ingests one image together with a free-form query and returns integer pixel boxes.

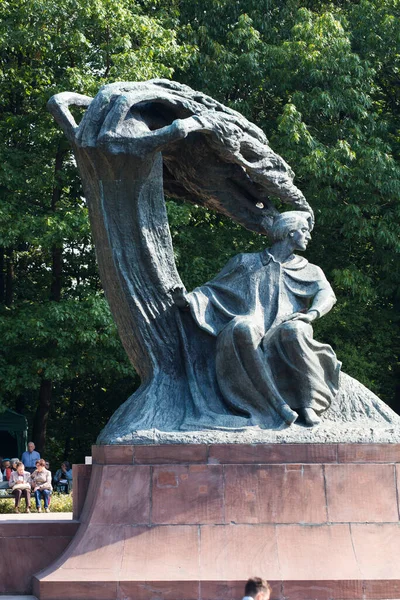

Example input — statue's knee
[232,317,256,341]
[279,319,310,339]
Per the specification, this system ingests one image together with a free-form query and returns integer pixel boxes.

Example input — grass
[0,491,73,513]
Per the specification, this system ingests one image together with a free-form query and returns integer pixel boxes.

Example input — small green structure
[0,409,28,459]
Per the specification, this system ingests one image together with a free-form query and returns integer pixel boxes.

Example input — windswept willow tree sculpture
[48,80,398,443]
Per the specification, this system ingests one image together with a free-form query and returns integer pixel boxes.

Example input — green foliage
[0,297,132,393]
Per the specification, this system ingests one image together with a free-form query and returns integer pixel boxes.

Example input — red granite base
[33,443,400,600]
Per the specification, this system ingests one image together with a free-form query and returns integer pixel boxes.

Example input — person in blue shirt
[21,441,41,474]
[53,461,73,493]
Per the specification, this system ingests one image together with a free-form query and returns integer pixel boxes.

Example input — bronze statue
[47,80,398,442]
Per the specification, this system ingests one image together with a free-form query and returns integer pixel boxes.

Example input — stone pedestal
[33,443,400,600]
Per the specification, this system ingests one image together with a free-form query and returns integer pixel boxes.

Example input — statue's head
[270,211,313,251]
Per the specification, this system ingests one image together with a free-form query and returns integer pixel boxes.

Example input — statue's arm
[306,266,337,320]
[284,268,336,324]
[170,254,244,310]
[308,282,337,320]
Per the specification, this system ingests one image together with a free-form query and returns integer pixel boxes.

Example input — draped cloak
[185,249,341,427]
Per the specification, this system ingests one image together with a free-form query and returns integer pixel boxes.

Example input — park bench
[0,487,53,509]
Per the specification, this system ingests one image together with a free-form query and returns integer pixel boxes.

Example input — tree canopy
[1,0,399,464]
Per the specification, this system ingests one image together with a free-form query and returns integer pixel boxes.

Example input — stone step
[1,596,38,600]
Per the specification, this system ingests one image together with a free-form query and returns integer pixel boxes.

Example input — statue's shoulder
[236,251,264,264]
[223,250,261,268]
[304,261,327,280]
[234,251,268,272]
[286,255,327,282]
[212,251,262,280]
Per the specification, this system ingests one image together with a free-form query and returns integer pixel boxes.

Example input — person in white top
[9,462,31,513]
[242,578,271,600]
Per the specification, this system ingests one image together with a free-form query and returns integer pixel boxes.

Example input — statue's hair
[244,577,272,598]
[270,211,313,242]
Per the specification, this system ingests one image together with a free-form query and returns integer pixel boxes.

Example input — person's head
[36,458,46,472]
[27,441,35,453]
[11,459,19,470]
[244,578,271,600]
[45,461,50,470]
[2,459,10,469]
[61,461,71,471]
[16,462,25,475]
[270,211,313,251]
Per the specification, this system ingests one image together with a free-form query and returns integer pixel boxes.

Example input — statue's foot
[297,407,321,427]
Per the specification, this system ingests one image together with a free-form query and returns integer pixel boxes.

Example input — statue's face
[291,221,311,251]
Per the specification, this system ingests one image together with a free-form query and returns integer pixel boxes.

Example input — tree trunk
[50,148,64,302]
[32,379,52,454]
[32,147,65,454]
[50,245,63,302]
[0,247,4,304]
[63,383,76,460]
[15,394,27,415]
[5,248,14,306]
